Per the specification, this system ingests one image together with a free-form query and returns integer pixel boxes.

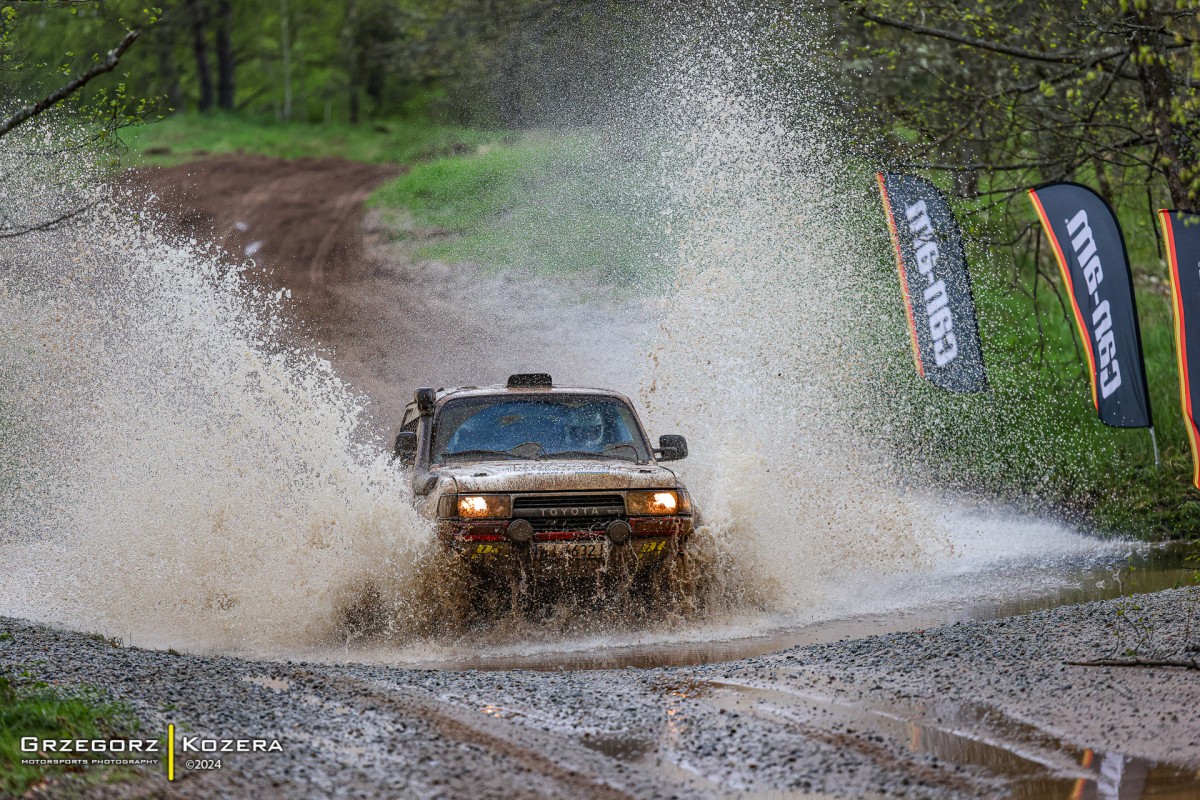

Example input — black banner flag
[1028,183,1152,429]
[876,172,987,393]
[1160,210,1200,486]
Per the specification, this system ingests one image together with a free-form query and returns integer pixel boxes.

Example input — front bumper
[440,515,692,567]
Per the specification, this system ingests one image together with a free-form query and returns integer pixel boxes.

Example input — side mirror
[393,431,418,465]
[655,434,688,462]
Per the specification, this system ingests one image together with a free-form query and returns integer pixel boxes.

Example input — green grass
[0,666,147,795]
[121,112,511,167]
[371,136,561,228]
[368,130,665,282]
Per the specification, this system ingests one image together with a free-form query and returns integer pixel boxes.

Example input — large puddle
[689,678,1200,799]
[342,541,1197,671]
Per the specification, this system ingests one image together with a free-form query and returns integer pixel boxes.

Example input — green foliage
[839,0,1200,210]
[0,1,651,130]
[0,665,145,796]
[122,111,507,165]
[0,2,160,119]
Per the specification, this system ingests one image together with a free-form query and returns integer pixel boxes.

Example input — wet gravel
[3,588,1198,798]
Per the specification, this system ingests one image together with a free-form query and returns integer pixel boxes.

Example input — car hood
[435,459,680,493]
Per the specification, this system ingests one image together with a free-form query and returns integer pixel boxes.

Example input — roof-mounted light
[507,373,553,388]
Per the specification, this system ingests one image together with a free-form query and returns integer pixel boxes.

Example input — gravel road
[4,588,1198,799]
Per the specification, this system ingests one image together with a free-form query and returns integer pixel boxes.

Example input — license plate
[535,540,609,560]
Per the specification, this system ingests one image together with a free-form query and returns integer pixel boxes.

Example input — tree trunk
[1131,6,1193,211]
[280,0,292,121]
[189,0,214,112]
[343,0,359,124]
[156,17,184,110]
[215,0,235,110]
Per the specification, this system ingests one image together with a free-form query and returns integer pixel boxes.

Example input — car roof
[401,385,635,426]
[438,385,624,400]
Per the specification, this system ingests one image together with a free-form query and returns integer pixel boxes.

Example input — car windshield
[432,394,652,464]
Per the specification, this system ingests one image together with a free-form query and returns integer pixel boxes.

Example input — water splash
[623,11,941,614]
[0,122,432,652]
[619,6,1117,620]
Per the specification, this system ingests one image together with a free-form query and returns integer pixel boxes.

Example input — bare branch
[1065,658,1200,671]
[0,200,98,240]
[846,3,1122,65]
[0,27,141,138]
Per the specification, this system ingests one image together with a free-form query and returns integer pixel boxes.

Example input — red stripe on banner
[1029,188,1099,410]
[1161,210,1200,489]
[877,172,924,377]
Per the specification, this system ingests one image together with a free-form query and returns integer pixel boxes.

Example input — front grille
[511,493,624,520]
[527,517,614,533]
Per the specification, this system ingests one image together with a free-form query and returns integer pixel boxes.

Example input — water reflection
[390,542,1198,671]
[698,681,1199,799]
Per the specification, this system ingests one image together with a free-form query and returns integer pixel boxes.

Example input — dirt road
[131,155,657,428]
[130,156,398,292]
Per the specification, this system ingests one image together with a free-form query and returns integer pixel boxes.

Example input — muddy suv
[393,374,693,576]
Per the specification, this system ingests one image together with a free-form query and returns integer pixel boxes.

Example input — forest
[5,0,1196,206]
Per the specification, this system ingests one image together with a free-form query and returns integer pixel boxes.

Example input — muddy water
[336,543,1197,671]
[694,680,1200,800]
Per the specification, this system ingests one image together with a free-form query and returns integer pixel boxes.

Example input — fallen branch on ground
[1064,658,1200,671]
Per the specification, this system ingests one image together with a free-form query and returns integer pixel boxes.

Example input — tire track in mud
[284,669,691,800]
[128,155,399,294]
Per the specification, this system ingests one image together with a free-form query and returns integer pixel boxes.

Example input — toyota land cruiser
[393,374,693,583]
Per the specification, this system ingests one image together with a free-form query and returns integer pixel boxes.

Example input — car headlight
[627,490,683,515]
[440,494,512,519]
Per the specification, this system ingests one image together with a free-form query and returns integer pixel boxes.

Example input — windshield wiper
[541,450,634,461]
[440,449,528,462]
